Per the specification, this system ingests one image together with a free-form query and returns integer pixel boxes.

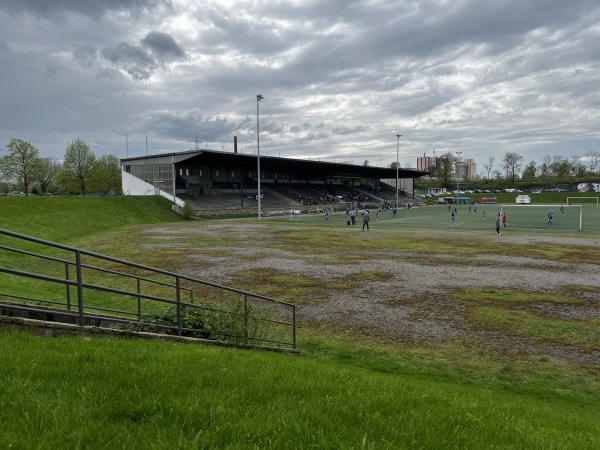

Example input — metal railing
[0,228,296,350]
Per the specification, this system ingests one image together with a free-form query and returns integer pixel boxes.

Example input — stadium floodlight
[455,151,462,204]
[256,94,264,221]
[396,134,402,208]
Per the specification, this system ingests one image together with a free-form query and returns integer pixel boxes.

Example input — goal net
[500,204,583,232]
[566,196,599,207]
[332,201,354,213]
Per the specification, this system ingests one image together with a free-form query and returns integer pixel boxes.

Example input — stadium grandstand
[121,148,429,215]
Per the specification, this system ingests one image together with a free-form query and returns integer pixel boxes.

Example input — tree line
[0,138,121,196]
[423,151,600,188]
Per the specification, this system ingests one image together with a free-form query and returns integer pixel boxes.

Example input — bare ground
[140,223,600,367]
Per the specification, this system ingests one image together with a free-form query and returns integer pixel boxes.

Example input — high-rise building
[466,159,477,180]
[417,156,478,180]
[416,156,436,172]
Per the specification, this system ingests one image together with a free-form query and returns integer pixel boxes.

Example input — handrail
[0,228,293,307]
[0,244,193,296]
[0,227,297,350]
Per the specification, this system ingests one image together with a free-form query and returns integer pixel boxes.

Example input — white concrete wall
[121,170,185,208]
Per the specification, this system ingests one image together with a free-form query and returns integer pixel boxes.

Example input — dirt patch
[141,223,600,367]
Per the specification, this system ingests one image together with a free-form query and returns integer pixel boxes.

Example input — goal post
[500,204,583,232]
[332,201,353,213]
[566,196,598,207]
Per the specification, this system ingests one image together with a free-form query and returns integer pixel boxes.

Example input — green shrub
[138,299,277,346]
[181,201,195,219]
[138,304,211,339]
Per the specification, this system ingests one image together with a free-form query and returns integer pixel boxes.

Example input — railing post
[244,294,249,345]
[65,262,71,311]
[292,305,297,349]
[137,278,142,319]
[176,276,182,336]
[75,251,84,326]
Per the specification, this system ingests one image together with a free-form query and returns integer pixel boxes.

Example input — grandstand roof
[121,150,430,179]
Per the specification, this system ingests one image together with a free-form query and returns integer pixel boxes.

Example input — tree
[56,138,97,195]
[585,150,600,174]
[483,156,494,181]
[389,162,400,169]
[362,160,370,167]
[521,160,537,181]
[434,152,455,187]
[90,154,122,194]
[35,157,61,194]
[549,155,570,179]
[569,155,587,178]
[502,152,524,185]
[3,138,40,195]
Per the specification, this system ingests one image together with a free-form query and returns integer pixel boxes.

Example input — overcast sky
[1,0,599,174]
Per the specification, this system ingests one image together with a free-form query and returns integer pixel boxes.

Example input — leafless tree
[483,156,494,180]
[585,151,600,174]
[502,152,524,184]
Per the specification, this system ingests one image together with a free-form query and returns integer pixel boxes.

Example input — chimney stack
[234,136,238,153]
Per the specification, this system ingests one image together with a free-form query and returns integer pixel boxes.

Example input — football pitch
[266,203,600,233]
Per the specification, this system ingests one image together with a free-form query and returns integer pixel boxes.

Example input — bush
[138,299,277,346]
[182,201,195,219]
[138,305,212,339]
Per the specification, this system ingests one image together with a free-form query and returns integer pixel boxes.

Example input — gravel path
[141,223,600,367]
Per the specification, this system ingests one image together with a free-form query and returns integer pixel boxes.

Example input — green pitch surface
[266,204,600,233]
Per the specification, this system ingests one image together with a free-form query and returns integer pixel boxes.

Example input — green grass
[2,195,600,448]
[1,330,599,449]
[470,307,600,351]
[0,195,183,245]
[455,287,585,304]
[268,193,600,233]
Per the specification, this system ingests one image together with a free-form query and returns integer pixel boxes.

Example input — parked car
[8,191,26,197]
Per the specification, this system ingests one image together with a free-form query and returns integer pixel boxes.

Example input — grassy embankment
[1,196,600,449]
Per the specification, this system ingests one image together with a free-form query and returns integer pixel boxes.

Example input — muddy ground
[141,223,600,367]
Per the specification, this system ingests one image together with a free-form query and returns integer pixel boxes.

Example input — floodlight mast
[256,94,264,220]
[396,134,402,208]
[455,151,462,205]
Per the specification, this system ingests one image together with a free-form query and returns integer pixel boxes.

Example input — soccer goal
[333,201,354,213]
[500,204,583,232]
[567,196,599,207]
[267,209,301,221]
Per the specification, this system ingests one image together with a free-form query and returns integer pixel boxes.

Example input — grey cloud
[0,0,171,19]
[100,32,185,80]
[73,43,99,68]
[143,110,240,141]
[1,0,599,166]
[80,97,107,110]
[141,31,185,59]
[199,8,294,56]
[101,42,157,80]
